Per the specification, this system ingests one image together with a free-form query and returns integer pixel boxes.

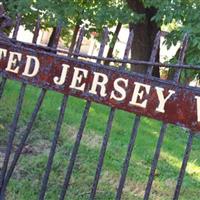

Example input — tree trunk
[127,0,160,77]
[105,22,122,65]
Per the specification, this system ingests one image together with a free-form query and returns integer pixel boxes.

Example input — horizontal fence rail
[0,12,199,200]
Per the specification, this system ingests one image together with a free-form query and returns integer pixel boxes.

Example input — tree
[2,0,200,80]
[127,0,200,79]
[2,0,137,48]
[127,0,160,76]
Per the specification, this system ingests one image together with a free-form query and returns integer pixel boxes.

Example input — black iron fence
[0,14,199,200]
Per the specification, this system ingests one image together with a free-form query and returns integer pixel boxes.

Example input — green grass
[0,79,200,200]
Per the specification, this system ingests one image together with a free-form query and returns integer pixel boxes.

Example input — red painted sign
[0,39,200,131]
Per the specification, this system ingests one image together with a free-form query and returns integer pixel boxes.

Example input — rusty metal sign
[0,39,199,132]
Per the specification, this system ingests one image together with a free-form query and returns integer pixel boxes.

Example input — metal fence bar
[173,37,193,194]
[89,30,134,200]
[38,26,84,200]
[12,14,21,40]
[147,31,161,76]
[143,34,189,200]
[59,28,109,200]
[119,30,134,70]
[0,15,21,99]
[51,22,63,49]
[173,132,195,200]
[143,32,167,200]
[115,31,160,200]
[0,17,44,198]
[143,123,168,200]
[59,101,91,200]
[38,23,66,200]
[96,28,109,64]
[173,34,189,83]
[1,89,46,193]
[39,95,68,200]
[0,83,26,199]
[171,35,190,199]
[115,115,140,200]
[32,17,41,44]
[89,107,115,200]
[73,27,85,57]
[0,77,6,98]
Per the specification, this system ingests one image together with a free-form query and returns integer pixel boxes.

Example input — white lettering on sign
[5,46,200,130]
[129,82,151,108]
[22,55,40,77]
[195,96,200,122]
[89,72,108,97]
[155,87,175,113]
[54,64,70,85]
[70,67,88,91]
[5,51,22,74]
[110,78,128,101]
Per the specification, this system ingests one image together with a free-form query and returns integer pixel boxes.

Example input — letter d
[22,55,40,77]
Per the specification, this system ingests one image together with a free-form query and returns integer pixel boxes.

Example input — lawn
[0,79,200,200]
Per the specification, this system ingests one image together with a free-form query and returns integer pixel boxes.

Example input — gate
[0,12,199,200]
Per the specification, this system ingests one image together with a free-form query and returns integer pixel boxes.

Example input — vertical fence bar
[73,27,85,57]
[143,32,166,200]
[119,30,134,70]
[147,31,161,76]
[1,90,46,193]
[173,33,193,199]
[173,132,194,200]
[0,15,24,189]
[115,115,140,200]
[115,31,159,200]
[0,15,21,99]
[89,107,115,200]
[32,17,41,44]
[59,28,109,200]
[143,123,168,200]
[39,25,85,200]
[38,22,65,200]
[0,17,45,198]
[0,83,26,199]
[51,22,63,49]
[0,77,6,98]
[59,100,90,200]
[173,34,189,83]
[171,34,191,200]
[90,30,133,200]
[143,33,189,200]
[39,95,68,200]
[12,14,21,40]
[96,28,109,64]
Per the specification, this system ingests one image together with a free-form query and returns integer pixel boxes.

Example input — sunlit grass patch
[0,80,200,200]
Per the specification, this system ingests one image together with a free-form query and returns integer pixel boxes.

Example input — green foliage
[2,0,200,80]
[2,0,138,42]
[141,0,200,81]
